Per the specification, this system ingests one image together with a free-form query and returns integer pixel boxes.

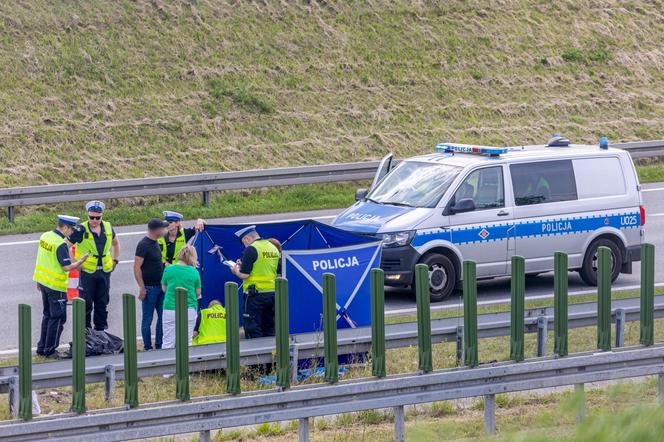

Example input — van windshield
[367,161,462,208]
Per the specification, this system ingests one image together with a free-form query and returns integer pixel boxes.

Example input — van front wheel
[579,238,622,286]
[416,253,456,303]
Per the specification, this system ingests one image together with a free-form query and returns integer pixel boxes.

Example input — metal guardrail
[0,140,662,222]
[0,161,379,221]
[2,294,662,394]
[614,140,664,158]
[1,343,663,441]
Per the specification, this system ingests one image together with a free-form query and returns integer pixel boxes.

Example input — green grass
[636,159,664,184]
[2,0,664,190]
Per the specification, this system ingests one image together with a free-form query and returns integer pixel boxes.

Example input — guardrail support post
[323,273,339,383]
[455,326,464,366]
[415,263,433,373]
[202,191,210,207]
[199,429,211,442]
[275,278,291,389]
[71,298,86,414]
[615,308,625,348]
[104,364,116,403]
[659,374,664,404]
[175,288,190,401]
[371,268,386,377]
[640,243,655,346]
[18,303,32,420]
[394,404,405,442]
[8,376,18,419]
[7,206,15,223]
[298,417,310,442]
[597,246,612,351]
[554,252,569,357]
[463,260,478,367]
[510,256,525,362]
[484,394,496,435]
[537,316,547,357]
[225,282,241,394]
[575,383,585,422]
[122,293,138,408]
[290,344,299,384]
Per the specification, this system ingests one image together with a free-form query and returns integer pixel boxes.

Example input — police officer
[70,201,120,330]
[33,216,89,358]
[158,211,206,266]
[230,225,280,339]
[192,300,226,345]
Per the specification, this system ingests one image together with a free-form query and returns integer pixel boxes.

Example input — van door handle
[497,210,509,216]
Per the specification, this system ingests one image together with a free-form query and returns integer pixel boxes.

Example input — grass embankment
[4,0,664,187]
[3,288,664,440]
[2,1,664,233]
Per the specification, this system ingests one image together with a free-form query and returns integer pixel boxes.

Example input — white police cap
[85,200,106,212]
[234,225,257,240]
[57,215,80,226]
[163,211,184,222]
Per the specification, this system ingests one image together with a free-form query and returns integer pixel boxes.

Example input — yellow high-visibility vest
[243,239,279,293]
[192,304,226,345]
[33,231,68,292]
[157,228,185,264]
[75,221,113,273]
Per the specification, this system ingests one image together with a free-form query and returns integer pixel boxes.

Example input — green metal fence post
[371,268,386,377]
[175,288,190,401]
[275,277,291,389]
[641,243,655,346]
[510,256,525,362]
[554,252,569,357]
[71,298,86,413]
[122,294,138,408]
[225,282,241,394]
[463,260,478,367]
[415,263,432,373]
[323,273,339,383]
[597,247,612,351]
[18,304,32,420]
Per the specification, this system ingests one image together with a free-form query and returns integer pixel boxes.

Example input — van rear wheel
[579,238,622,286]
[416,253,456,303]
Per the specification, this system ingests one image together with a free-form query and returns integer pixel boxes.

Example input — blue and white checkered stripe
[411,211,640,247]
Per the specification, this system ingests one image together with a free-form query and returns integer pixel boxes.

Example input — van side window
[453,166,504,210]
[510,160,577,206]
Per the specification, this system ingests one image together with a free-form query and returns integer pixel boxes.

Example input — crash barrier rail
[0,161,380,222]
[2,345,664,442]
[1,140,662,222]
[4,287,664,395]
[1,243,657,441]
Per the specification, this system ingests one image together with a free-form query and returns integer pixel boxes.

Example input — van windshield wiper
[384,201,414,208]
[365,197,381,204]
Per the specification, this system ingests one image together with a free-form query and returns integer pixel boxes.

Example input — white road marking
[385,282,664,316]
[0,215,337,247]
[651,213,664,217]
[643,187,664,193]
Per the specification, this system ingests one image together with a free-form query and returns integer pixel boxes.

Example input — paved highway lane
[1,184,663,351]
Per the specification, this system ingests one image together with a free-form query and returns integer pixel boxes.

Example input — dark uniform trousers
[37,285,67,356]
[80,270,111,330]
[244,291,275,339]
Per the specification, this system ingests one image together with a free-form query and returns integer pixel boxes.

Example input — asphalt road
[1,184,663,351]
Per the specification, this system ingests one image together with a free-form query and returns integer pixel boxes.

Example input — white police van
[332,136,645,301]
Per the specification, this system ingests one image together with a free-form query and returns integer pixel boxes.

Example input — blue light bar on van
[435,143,509,156]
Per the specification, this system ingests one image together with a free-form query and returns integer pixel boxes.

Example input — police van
[332,136,644,301]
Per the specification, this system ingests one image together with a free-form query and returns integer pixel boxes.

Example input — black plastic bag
[66,328,124,357]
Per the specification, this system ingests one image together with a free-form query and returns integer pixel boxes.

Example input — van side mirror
[450,198,475,214]
[355,188,368,201]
